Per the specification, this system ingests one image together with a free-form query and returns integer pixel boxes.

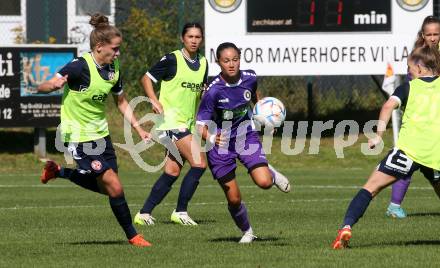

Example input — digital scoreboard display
[247,0,391,32]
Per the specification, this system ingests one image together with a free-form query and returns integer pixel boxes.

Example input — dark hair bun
[89,13,109,28]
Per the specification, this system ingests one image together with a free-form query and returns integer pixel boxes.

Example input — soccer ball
[253,97,286,127]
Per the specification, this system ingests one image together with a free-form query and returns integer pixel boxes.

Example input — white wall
[0,0,115,56]
[205,0,433,76]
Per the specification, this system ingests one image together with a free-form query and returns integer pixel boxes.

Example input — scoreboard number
[248,0,391,32]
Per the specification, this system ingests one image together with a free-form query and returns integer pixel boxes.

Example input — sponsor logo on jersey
[243,90,252,101]
[181,81,204,92]
[91,160,102,171]
[108,71,115,80]
[79,85,88,92]
[219,98,229,103]
[92,93,108,102]
[222,110,233,120]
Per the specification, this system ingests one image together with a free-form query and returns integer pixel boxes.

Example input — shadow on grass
[404,240,440,246]
[359,239,440,248]
[67,240,126,246]
[209,236,289,246]
[407,212,440,217]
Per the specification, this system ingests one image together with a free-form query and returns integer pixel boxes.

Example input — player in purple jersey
[196,42,291,243]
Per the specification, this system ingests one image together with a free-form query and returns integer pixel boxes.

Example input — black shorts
[156,128,192,161]
[65,136,118,177]
[378,148,440,183]
[157,128,192,142]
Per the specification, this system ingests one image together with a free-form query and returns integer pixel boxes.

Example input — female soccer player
[332,45,440,249]
[134,23,208,226]
[38,14,151,247]
[385,15,440,219]
[196,42,291,243]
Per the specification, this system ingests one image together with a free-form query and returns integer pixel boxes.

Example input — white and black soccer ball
[253,97,286,128]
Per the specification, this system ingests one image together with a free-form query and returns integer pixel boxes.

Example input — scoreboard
[205,0,433,76]
[247,0,391,32]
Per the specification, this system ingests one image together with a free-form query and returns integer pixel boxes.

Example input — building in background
[0,0,115,55]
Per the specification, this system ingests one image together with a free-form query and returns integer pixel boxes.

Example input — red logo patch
[91,160,102,171]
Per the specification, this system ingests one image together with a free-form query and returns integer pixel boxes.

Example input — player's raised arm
[113,93,151,142]
[37,74,68,93]
[140,74,163,114]
[376,98,400,137]
[369,97,399,149]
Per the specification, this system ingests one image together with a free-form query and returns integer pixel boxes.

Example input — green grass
[1,167,439,267]
[1,129,440,267]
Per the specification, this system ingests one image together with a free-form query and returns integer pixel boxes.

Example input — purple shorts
[207,131,268,180]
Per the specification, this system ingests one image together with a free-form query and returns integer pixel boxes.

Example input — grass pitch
[1,130,440,267]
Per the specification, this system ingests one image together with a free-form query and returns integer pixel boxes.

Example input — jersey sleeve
[391,82,409,108]
[146,53,176,83]
[57,57,84,84]
[203,58,209,85]
[111,74,123,95]
[245,69,258,97]
[251,73,257,93]
[196,89,216,125]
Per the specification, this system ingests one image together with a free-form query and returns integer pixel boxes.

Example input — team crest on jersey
[91,160,102,171]
[243,90,251,101]
[108,71,115,80]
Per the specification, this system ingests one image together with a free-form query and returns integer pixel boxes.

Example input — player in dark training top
[37,13,152,247]
[332,46,440,249]
[134,23,208,226]
[196,42,291,243]
[385,15,440,219]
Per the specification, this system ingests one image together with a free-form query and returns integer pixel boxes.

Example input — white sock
[244,227,253,234]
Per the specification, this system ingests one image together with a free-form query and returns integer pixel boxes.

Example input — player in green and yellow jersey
[386,15,440,219]
[134,23,208,226]
[37,13,151,247]
[332,45,440,249]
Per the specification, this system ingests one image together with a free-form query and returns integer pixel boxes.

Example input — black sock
[343,188,373,227]
[176,167,205,212]
[60,168,100,193]
[109,195,137,240]
[140,173,179,214]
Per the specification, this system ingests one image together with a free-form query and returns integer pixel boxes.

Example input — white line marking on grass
[0,199,348,211]
[0,184,435,191]
[0,196,437,211]
[0,185,78,188]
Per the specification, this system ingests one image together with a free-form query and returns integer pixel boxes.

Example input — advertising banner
[0,46,76,127]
